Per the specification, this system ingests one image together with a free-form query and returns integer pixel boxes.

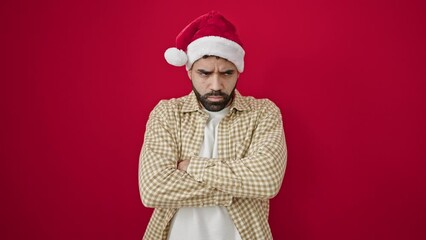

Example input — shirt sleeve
[186,100,287,200]
[138,101,233,208]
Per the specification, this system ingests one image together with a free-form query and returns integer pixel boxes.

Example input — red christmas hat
[164,11,245,72]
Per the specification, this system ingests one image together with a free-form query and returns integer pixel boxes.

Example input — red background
[1,0,425,239]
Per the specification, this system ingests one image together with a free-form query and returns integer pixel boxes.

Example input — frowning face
[188,56,239,112]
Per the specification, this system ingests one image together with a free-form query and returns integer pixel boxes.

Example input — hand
[177,159,190,171]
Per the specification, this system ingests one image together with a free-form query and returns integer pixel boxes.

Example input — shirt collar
[181,90,251,113]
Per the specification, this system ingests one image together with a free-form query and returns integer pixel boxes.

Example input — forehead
[192,56,237,70]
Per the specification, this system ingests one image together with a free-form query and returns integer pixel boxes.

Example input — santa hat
[164,11,245,73]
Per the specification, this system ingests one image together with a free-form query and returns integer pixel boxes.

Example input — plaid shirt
[138,90,287,240]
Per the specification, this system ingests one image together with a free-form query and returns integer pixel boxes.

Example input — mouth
[207,96,224,102]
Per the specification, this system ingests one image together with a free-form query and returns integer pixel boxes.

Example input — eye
[197,70,211,77]
[222,70,235,76]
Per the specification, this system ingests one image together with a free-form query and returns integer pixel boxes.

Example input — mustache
[203,90,228,98]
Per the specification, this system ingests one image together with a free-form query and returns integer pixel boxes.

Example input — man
[138,11,287,240]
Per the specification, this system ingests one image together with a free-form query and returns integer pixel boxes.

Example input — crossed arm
[138,100,287,208]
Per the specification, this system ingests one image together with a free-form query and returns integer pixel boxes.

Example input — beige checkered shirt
[138,90,287,240]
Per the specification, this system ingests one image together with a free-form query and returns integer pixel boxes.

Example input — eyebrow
[197,69,212,74]
[221,69,235,74]
[196,69,235,74]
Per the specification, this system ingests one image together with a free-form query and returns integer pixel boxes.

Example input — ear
[187,70,192,80]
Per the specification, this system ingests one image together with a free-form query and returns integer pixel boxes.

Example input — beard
[192,86,236,112]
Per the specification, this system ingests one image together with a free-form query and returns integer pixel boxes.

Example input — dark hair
[202,55,221,59]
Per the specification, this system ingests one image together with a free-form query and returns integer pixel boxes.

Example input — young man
[138,11,287,240]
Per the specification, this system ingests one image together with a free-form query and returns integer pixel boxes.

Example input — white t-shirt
[168,107,242,240]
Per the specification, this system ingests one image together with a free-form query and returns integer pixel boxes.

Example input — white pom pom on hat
[163,11,245,72]
[164,47,188,67]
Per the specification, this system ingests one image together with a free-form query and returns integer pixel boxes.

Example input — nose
[210,73,223,91]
